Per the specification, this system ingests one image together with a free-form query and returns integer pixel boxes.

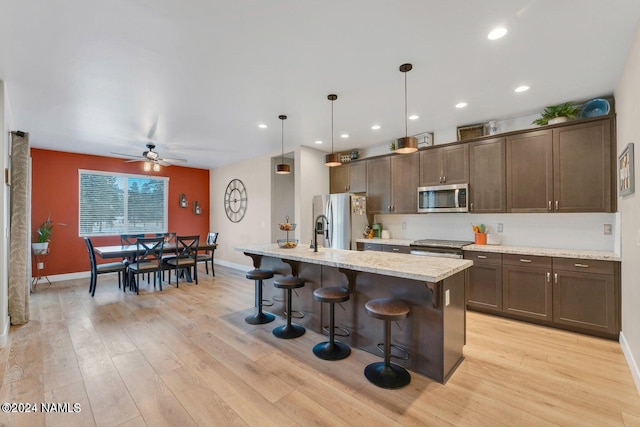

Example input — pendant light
[395,63,418,154]
[324,94,342,167]
[275,114,291,174]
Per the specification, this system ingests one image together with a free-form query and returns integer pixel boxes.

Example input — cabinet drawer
[382,245,410,254]
[553,258,615,275]
[362,243,382,251]
[464,251,502,264]
[503,253,551,269]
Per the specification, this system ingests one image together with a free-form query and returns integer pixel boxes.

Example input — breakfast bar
[237,244,473,383]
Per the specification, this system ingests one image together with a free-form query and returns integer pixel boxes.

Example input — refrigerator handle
[325,199,332,247]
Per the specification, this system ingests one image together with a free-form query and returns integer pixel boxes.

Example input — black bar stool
[273,276,305,339]
[312,287,351,360]
[364,298,411,389]
[245,269,275,324]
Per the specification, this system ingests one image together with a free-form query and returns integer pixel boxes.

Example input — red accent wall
[30,148,210,276]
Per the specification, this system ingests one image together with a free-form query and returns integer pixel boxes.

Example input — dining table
[93,242,217,285]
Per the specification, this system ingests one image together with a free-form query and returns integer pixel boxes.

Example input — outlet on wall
[402,222,407,230]
[604,224,612,235]
[497,223,503,233]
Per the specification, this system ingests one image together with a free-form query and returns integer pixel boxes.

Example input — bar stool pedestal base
[364,361,411,389]
[273,324,305,339]
[313,341,351,360]
[245,312,275,325]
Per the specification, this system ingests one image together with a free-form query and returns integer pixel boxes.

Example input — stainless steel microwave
[417,183,469,213]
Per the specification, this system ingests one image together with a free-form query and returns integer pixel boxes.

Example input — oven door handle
[410,249,462,259]
[455,188,459,209]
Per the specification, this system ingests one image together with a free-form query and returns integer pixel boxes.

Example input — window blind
[79,170,169,236]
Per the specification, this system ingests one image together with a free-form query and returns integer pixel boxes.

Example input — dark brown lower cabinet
[464,251,502,312]
[552,258,619,336]
[465,251,620,339]
[502,254,553,321]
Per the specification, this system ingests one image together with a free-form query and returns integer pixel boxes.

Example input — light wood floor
[1,265,640,426]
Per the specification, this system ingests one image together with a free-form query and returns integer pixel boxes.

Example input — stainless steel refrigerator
[312,193,369,250]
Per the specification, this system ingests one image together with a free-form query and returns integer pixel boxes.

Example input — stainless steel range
[409,239,474,259]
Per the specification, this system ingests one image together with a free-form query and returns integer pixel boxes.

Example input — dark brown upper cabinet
[506,118,614,213]
[366,153,419,214]
[330,161,367,194]
[419,144,469,186]
[469,137,506,213]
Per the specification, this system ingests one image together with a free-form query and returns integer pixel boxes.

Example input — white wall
[297,146,329,246]
[0,81,11,347]
[270,155,294,243]
[376,212,618,252]
[615,20,640,393]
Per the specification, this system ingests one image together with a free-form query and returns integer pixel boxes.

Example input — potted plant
[532,102,580,126]
[32,216,53,254]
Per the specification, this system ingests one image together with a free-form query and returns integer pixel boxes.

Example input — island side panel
[442,271,466,382]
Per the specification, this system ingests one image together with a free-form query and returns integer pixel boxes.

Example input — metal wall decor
[324,94,342,167]
[619,143,634,196]
[224,179,248,222]
[396,63,418,154]
[193,201,202,215]
[276,115,291,174]
[179,193,188,208]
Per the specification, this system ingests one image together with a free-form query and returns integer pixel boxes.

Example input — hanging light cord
[404,70,408,138]
[331,98,335,154]
[281,118,285,163]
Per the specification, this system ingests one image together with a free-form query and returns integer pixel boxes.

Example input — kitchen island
[236,244,473,383]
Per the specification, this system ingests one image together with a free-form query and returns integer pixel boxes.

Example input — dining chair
[84,237,128,297]
[196,232,218,276]
[127,237,165,294]
[166,235,200,286]
[156,232,177,280]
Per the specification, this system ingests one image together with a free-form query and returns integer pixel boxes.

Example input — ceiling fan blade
[157,159,171,167]
[159,157,187,163]
[111,152,144,159]
[125,159,146,163]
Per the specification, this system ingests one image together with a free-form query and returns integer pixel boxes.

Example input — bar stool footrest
[284,310,304,319]
[376,343,410,360]
[322,325,350,338]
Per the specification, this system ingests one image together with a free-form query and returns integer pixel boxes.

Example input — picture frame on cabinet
[619,143,634,196]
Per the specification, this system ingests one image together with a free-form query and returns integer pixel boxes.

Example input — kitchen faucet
[312,214,329,252]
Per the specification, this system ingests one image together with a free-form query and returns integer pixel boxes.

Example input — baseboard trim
[620,331,640,395]
[31,271,91,283]
[0,315,9,348]
[215,259,251,272]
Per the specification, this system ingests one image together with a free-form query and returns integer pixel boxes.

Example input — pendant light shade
[276,114,291,174]
[396,63,418,154]
[324,94,342,167]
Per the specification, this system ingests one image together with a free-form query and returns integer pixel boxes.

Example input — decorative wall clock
[224,179,248,222]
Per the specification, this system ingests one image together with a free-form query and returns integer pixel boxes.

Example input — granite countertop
[356,238,413,246]
[236,244,472,283]
[463,244,621,262]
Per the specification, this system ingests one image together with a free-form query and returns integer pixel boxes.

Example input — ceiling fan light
[325,153,342,167]
[276,163,291,174]
[153,162,160,172]
[144,161,151,171]
[395,136,418,154]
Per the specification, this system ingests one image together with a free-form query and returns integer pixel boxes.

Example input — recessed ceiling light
[258,123,268,129]
[408,115,419,120]
[514,85,530,93]
[371,125,381,130]
[455,102,468,109]
[315,140,323,144]
[488,27,507,40]
[340,133,349,138]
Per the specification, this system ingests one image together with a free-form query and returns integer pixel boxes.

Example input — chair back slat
[121,233,145,246]
[135,237,164,266]
[155,232,177,245]
[175,235,199,259]
[207,232,218,245]
[84,237,97,272]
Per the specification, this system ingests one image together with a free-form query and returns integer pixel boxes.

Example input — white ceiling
[1,1,639,170]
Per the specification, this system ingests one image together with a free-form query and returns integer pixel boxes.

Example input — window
[79,169,169,236]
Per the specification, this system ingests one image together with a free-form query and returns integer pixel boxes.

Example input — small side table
[32,247,51,289]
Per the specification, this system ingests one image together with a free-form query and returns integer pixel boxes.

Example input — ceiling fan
[111,143,188,168]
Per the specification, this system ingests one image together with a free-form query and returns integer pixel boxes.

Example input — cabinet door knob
[443,176,446,183]
[548,201,552,211]
[470,202,474,211]
[555,200,559,210]
[546,272,551,283]
[477,255,487,259]
[519,259,532,263]
[554,272,558,284]
[392,248,400,252]
[574,263,589,268]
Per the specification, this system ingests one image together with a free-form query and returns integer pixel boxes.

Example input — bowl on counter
[277,239,298,249]
[279,223,296,231]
